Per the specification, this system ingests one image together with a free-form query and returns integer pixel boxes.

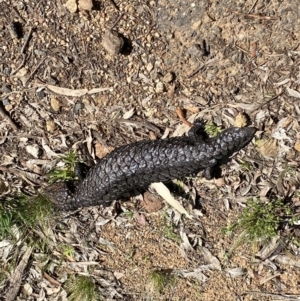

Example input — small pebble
[155,81,165,93]
[102,29,124,56]
[162,72,174,83]
[1,84,12,93]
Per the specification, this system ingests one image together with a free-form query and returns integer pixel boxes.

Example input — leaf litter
[1,0,300,300]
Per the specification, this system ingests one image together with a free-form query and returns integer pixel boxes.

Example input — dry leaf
[150,182,192,219]
[64,0,77,13]
[47,85,88,96]
[141,191,164,213]
[22,283,33,296]
[294,140,300,152]
[122,108,135,119]
[94,142,112,159]
[201,247,221,270]
[286,87,300,99]
[50,97,61,111]
[257,138,278,157]
[88,87,113,94]
[225,267,246,278]
[26,145,40,158]
[44,84,113,97]
[235,112,248,127]
[78,0,93,10]
[46,120,56,132]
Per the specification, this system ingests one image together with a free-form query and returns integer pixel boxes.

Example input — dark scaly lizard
[44,120,256,211]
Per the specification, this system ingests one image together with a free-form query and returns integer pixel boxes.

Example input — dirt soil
[1,0,300,300]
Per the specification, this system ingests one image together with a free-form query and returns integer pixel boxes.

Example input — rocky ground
[1,0,300,300]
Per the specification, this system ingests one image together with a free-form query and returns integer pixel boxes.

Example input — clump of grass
[59,244,75,258]
[164,224,181,243]
[205,121,222,137]
[161,214,181,243]
[48,150,78,183]
[66,275,100,301]
[0,194,53,240]
[147,270,176,294]
[224,198,294,252]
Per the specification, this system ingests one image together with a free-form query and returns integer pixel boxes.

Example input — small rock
[46,120,56,132]
[64,0,77,13]
[102,30,124,56]
[22,283,33,296]
[50,97,61,112]
[36,90,46,99]
[162,72,174,83]
[146,62,154,72]
[1,84,12,93]
[74,102,84,114]
[155,81,165,93]
[34,50,46,56]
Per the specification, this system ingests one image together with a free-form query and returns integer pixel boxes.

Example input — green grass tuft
[148,270,176,294]
[48,150,78,183]
[224,198,294,253]
[67,275,100,301]
[0,194,53,240]
[204,121,222,137]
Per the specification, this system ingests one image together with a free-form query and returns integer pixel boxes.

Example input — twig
[5,246,33,301]
[21,26,33,54]
[11,27,33,75]
[176,107,193,127]
[10,54,26,75]
[247,0,258,14]
[110,13,124,29]
[243,291,300,300]
[12,6,26,23]
[229,10,280,20]
[249,92,283,112]
[24,56,47,84]
[0,103,19,131]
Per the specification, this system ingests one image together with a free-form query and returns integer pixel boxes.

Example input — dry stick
[24,56,47,84]
[229,10,280,20]
[0,103,19,131]
[21,26,33,54]
[11,27,33,75]
[110,13,125,29]
[176,107,193,128]
[250,92,283,112]
[10,54,26,75]
[247,0,259,14]
[5,246,33,301]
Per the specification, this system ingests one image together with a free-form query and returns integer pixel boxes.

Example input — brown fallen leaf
[294,140,300,152]
[257,138,278,157]
[176,107,193,127]
[50,97,61,111]
[46,120,56,132]
[94,142,113,159]
[140,191,164,213]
